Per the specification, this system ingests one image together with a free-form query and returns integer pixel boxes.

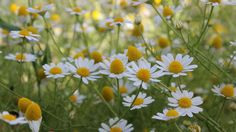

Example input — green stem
[175,122,182,132]
[116,25,120,52]
[216,98,226,122]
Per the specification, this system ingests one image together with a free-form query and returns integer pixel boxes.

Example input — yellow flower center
[26,26,38,34]
[110,127,122,132]
[158,37,170,48]
[119,86,128,94]
[9,3,19,13]
[133,97,144,106]
[102,86,114,102]
[15,53,26,61]
[209,0,221,3]
[18,97,33,113]
[91,51,103,63]
[25,103,42,121]
[220,85,234,97]
[154,0,162,6]
[120,0,128,7]
[18,6,29,16]
[70,95,77,102]
[3,114,16,121]
[110,59,125,74]
[73,7,81,13]
[212,35,222,49]
[136,69,151,82]
[114,17,124,23]
[127,46,142,61]
[169,86,177,92]
[166,109,179,117]
[77,67,90,77]
[49,67,62,75]
[73,52,84,59]
[50,14,60,21]
[163,6,174,17]
[178,97,192,108]
[37,68,46,79]
[131,24,144,37]
[168,61,183,73]
[19,29,30,36]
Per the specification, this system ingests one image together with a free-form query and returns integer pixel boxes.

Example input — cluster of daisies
[1,98,42,132]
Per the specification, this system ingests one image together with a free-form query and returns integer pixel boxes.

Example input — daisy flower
[116,80,136,96]
[98,117,134,132]
[25,103,42,132]
[110,17,131,26]
[123,92,154,110]
[5,53,36,62]
[169,82,186,92]
[67,57,100,84]
[10,28,40,42]
[66,7,86,15]
[100,54,129,79]
[126,58,164,89]
[43,63,70,79]
[168,90,203,117]
[125,45,144,61]
[128,0,148,6]
[201,0,236,6]
[152,108,181,121]
[212,84,236,98]
[27,4,53,15]
[0,111,27,125]
[69,90,86,104]
[156,54,198,78]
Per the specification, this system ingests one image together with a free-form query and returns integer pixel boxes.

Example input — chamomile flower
[123,92,154,110]
[126,58,164,89]
[152,108,181,121]
[168,90,203,117]
[66,7,86,15]
[116,80,136,96]
[110,17,131,26]
[10,29,40,42]
[25,103,42,132]
[27,4,53,15]
[125,45,144,61]
[201,0,236,6]
[0,111,27,125]
[100,54,129,79]
[169,82,186,92]
[69,90,86,104]
[156,54,198,78]
[98,117,134,132]
[68,57,100,84]
[43,63,70,79]
[5,53,36,62]
[212,84,236,98]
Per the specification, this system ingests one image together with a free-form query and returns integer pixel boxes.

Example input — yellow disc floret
[127,46,142,61]
[18,6,29,16]
[15,53,26,61]
[168,61,183,74]
[3,114,16,121]
[102,86,114,102]
[166,109,179,117]
[133,98,144,106]
[91,51,103,63]
[110,59,125,74]
[163,6,174,17]
[77,67,90,77]
[119,86,128,94]
[221,85,235,97]
[110,127,122,132]
[25,103,42,121]
[178,97,192,108]
[136,69,151,82]
[158,37,170,49]
[49,67,62,75]
[18,97,33,113]
[19,29,30,37]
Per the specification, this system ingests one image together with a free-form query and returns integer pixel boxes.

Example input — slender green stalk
[116,25,120,52]
[216,98,226,122]
[175,122,183,132]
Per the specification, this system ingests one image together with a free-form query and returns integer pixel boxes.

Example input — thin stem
[116,25,120,52]
[116,78,121,114]
[175,122,182,132]
[216,98,226,122]
[67,78,82,98]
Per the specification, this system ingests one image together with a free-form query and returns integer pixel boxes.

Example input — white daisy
[123,92,154,110]
[110,17,132,26]
[169,82,186,92]
[0,111,27,125]
[25,103,42,132]
[10,29,40,42]
[100,54,129,79]
[152,108,181,121]
[116,80,136,96]
[126,58,164,89]
[212,84,236,98]
[27,4,53,14]
[201,0,236,6]
[43,63,70,79]
[67,57,100,84]
[168,90,203,117]
[5,53,36,62]
[98,117,134,132]
[69,90,86,104]
[66,7,86,15]
[156,53,198,78]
